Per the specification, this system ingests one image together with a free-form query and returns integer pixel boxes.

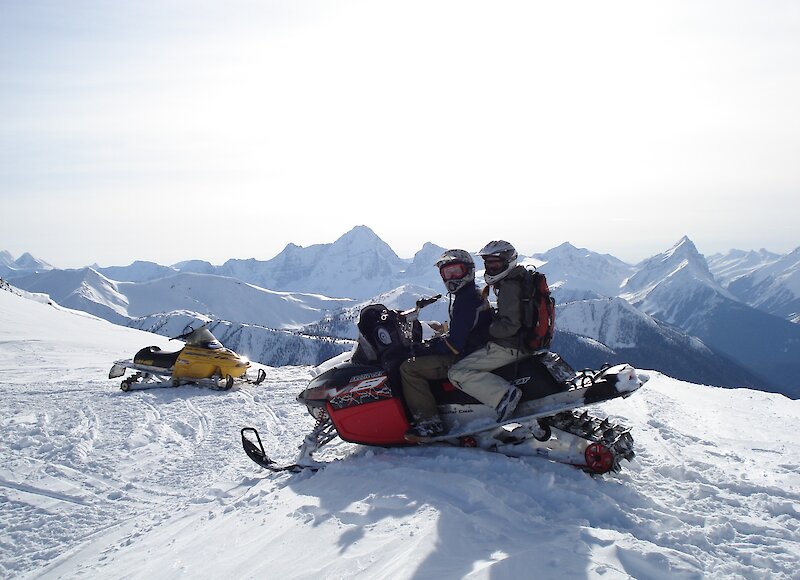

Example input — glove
[411,337,443,357]
[427,321,445,335]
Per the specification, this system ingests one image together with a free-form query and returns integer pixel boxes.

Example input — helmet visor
[440,262,469,282]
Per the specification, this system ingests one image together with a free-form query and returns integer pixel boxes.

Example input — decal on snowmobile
[349,371,386,383]
[329,377,393,410]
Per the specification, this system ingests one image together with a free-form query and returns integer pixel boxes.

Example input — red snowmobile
[241,296,646,475]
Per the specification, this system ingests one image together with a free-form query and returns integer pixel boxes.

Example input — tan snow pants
[400,353,455,422]
[448,342,523,408]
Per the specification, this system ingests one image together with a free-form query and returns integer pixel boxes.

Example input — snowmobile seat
[493,352,572,400]
[134,346,181,369]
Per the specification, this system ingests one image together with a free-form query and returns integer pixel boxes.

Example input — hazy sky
[2,0,798,268]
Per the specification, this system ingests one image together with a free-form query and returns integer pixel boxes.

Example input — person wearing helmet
[400,249,491,440]
[448,240,526,422]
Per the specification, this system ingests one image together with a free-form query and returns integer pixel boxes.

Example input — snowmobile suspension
[544,410,635,473]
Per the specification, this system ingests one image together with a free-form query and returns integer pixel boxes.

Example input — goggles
[439,262,469,281]
[483,257,505,275]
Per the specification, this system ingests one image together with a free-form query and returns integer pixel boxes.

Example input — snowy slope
[1,289,799,579]
[727,247,800,323]
[12,268,356,329]
[707,248,782,287]
[619,237,800,397]
[533,242,635,298]
[119,272,354,328]
[555,299,770,389]
[96,260,179,282]
[128,310,354,367]
[557,298,660,350]
[7,268,131,324]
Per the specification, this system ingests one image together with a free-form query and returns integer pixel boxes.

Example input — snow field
[1,290,799,579]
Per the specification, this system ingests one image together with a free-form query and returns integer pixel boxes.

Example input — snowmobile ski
[114,365,267,391]
[241,428,319,473]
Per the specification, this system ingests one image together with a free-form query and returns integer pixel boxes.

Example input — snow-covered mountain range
[726,248,800,324]
[554,298,767,390]
[97,226,448,299]
[1,287,798,579]
[10,267,356,328]
[618,237,800,397]
[4,227,799,397]
[0,250,53,278]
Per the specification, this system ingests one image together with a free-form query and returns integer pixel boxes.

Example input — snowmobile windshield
[184,327,223,349]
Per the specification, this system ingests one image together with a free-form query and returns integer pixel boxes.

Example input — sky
[1,0,799,269]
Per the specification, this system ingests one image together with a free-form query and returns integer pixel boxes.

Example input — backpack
[520,268,555,351]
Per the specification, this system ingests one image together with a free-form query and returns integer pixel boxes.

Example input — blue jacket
[428,283,491,359]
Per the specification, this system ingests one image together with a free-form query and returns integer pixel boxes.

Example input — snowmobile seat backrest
[134,346,181,369]
[352,334,378,364]
[353,304,406,370]
[352,304,386,364]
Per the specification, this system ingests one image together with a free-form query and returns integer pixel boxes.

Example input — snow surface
[556,298,659,350]
[1,290,799,579]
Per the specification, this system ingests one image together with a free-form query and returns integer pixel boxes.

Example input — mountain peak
[539,242,583,259]
[335,225,381,245]
[331,226,401,262]
[639,236,708,276]
[621,236,735,317]
[13,252,54,270]
[0,250,14,267]
[532,242,634,298]
[664,236,700,261]
[555,241,579,251]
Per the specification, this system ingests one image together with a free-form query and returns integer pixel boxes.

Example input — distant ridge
[6,232,800,397]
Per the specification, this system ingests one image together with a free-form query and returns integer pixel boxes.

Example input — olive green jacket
[487,265,527,349]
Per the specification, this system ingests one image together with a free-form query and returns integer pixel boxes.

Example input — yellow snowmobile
[109,324,267,391]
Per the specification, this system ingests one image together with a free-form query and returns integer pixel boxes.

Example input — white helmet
[435,249,475,293]
[478,240,518,285]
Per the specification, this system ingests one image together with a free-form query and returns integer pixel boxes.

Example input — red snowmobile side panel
[327,398,410,446]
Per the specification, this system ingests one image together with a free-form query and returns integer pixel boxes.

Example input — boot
[495,386,522,422]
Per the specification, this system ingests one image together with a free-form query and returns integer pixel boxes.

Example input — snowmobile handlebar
[416,294,442,310]
[400,294,441,321]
